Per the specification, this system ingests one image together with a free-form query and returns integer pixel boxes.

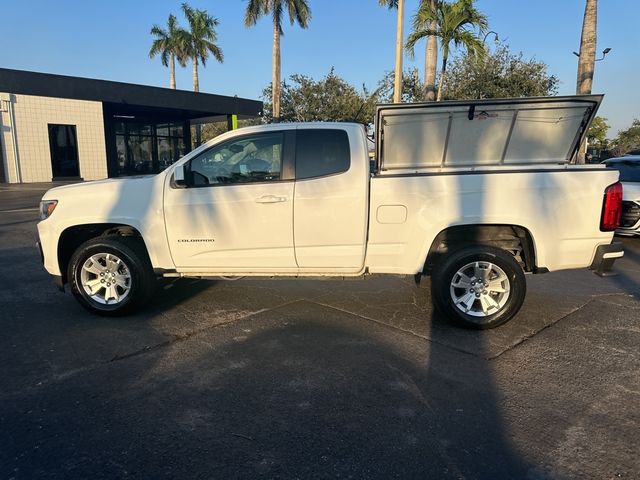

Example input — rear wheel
[431,246,526,329]
[68,236,156,316]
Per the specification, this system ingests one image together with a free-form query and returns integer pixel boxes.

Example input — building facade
[1,93,108,182]
[0,68,262,183]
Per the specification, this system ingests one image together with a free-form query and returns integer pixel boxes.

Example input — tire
[431,245,526,329]
[68,236,156,316]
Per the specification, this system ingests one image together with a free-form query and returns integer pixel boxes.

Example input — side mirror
[174,164,187,187]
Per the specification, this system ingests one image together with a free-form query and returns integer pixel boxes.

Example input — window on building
[48,124,80,178]
[114,121,186,176]
[156,123,186,171]
[295,129,350,179]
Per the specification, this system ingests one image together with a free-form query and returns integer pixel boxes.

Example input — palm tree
[576,0,597,95]
[149,14,187,89]
[181,3,224,93]
[407,0,487,101]
[424,0,438,101]
[244,0,311,122]
[379,0,405,103]
[575,0,598,162]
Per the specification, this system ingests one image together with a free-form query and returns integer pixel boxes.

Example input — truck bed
[365,166,618,274]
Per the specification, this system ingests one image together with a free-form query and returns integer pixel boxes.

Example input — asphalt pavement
[1,183,639,479]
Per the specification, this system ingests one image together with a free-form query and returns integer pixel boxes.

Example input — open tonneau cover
[375,95,603,170]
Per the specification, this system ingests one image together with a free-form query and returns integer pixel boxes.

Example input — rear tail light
[600,182,623,231]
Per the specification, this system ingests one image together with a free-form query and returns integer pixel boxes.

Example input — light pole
[573,47,611,62]
[476,31,499,99]
[573,47,611,163]
[483,31,499,44]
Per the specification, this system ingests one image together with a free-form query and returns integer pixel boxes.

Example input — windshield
[606,161,640,182]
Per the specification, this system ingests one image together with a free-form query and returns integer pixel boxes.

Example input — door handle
[255,195,287,204]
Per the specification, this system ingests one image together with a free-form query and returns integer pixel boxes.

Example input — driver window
[189,132,283,186]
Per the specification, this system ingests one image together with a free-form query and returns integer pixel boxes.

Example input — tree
[424,0,438,101]
[193,118,264,145]
[576,0,597,95]
[441,43,559,100]
[575,0,597,161]
[261,69,376,124]
[149,14,187,89]
[406,0,488,101]
[379,0,405,103]
[611,119,640,155]
[181,3,224,93]
[407,0,439,100]
[245,0,311,122]
[587,116,609,150]
[377,68,426,103]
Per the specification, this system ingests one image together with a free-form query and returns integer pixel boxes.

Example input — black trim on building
[0,68,262,118]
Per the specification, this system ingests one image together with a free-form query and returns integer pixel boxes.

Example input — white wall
[0,93,108,183]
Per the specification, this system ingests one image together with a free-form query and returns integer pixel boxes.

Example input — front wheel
[431,246,526,329]
[68,236,156,316]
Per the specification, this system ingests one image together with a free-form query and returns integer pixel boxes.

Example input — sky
[2,0,638,135]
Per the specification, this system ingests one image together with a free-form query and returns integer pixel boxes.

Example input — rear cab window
[295,129,350,179]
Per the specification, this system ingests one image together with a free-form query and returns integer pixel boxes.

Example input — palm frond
[149,38,167,63]
[200,41,224,65]
[405,28,438,58]
[273,0,284,35]
[412,0,438,30]
[288,0,311,28]
[181,3,195,25]
[173,28,190,66]
[451,30,486,60]
[407,0,488,62]
[181,4,224,67]
[244,0,266,27]
[378,0,398,9]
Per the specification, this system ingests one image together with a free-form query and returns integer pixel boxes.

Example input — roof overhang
[0,68,263,118]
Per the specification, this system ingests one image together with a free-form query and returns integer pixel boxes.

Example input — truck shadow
[422,307,534,478]
[3,301,536,478]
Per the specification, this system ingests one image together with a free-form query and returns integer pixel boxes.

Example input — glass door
[48,124,80,178]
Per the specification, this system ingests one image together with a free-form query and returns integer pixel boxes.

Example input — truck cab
[164,123,370,274]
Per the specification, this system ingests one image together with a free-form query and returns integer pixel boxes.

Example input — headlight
[39,200,58,220]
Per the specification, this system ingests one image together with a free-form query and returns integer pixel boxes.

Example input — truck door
[293,126,369,271]
[164,130,297,270]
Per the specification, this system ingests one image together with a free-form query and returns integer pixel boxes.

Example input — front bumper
[36,241,44,265]
[36,239,64,292]
[589,242,624,277]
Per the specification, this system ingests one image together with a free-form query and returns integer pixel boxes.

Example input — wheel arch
[57,223,150,284]
[422,224,538,275]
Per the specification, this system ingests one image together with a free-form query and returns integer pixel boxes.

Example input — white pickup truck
[37,95,623,329]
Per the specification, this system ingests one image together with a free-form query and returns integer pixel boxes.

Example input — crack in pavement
[307,300,481,358]
[485,293,633,359]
